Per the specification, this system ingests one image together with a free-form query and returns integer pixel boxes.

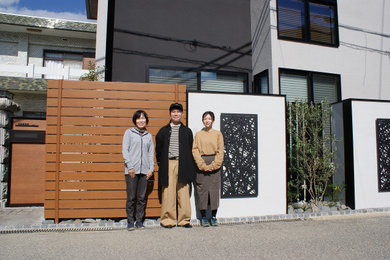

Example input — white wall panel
[188,92,286,218]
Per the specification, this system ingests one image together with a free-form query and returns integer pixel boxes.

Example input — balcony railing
[0,64,89,80]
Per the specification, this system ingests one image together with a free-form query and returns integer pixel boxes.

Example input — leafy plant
[326,183,346,202]
[79,61,105,81]
[287,101,337,205]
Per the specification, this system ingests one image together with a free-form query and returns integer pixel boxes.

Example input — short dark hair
[169,103,183,112]
[132,110,149,125]
[202,111,215,121]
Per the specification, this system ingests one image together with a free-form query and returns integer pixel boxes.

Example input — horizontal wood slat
[45,180,158,190]
[46,144,121,153]
[46,99,183,109]
[47,89,186,101]
[45,172,157,181]
[46,117,170,127]
[46,80,186,221]
[46,162,123,171]
[45,198,160,209]
[46,107,175,118]
[44,190,159,200]
[47,80,186,92]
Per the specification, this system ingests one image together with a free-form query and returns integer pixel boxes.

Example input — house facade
[89,0,389,102]
[0,13,96,116]
[252,0,390,102]
[88,0,253,93]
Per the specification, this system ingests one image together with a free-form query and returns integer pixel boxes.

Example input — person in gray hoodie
[122,110,154,231]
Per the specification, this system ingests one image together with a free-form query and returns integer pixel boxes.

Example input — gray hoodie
[122,127,154,175]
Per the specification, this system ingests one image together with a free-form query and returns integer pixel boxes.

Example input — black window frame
[253,69,269,94]
[147,65,249,93]
[276,0,339,47]
[278,68,341,103]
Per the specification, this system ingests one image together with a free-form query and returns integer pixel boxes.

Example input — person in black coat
[156,103,195,228]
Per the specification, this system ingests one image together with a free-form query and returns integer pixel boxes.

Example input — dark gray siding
[108,0,252,88]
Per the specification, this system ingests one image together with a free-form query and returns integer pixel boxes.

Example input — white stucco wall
[267,0,390,100]
[95,0,109,81]
[351,100,390,209]
[188,92,286,218]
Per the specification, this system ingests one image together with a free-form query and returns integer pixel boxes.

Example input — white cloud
[0,0,19,7]
[0,6,95,22]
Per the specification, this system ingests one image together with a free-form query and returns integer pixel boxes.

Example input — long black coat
[155,123,196,187]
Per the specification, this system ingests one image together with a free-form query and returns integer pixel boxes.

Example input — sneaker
[135,221,145,230]
[210,217,218,226]
[201,217,210,227]
[127,222,135,231]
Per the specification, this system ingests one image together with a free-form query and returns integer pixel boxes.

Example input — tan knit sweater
[192,128,224,171]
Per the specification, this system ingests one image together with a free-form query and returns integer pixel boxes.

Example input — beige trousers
[160,160,191,226]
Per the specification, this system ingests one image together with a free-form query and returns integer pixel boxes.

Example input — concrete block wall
[0,97,20,208]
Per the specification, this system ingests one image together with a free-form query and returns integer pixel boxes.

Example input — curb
[1,207,389,234]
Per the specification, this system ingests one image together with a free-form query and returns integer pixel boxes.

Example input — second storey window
[44,51,94,80]
[279,68,340,104]
[149,68,248,93]
[277,0,339,46]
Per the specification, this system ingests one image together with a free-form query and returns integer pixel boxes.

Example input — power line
[114,28,251,56]
[113,48,252,72]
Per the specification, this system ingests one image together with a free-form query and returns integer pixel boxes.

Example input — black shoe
[181,223,192,228]
[160,224,174,229]
[135,221,145,230]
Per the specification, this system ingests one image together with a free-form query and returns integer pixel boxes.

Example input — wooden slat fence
[45,80,186,223]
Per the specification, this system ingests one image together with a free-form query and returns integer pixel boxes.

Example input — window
[277,0,338,46]
[253,70,269,94]
[44,51,94,80]
[279,69,340,103]
[149,68,248,93]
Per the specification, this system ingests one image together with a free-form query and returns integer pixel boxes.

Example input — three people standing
[122,104,223,229]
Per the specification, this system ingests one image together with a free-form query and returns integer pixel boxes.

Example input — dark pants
[125,174,148,223]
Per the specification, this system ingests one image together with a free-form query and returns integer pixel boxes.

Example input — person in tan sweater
[192,111,224,227]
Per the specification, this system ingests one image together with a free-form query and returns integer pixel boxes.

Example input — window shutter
[149,69,197,91]
[201,72,245,93]
[280,72,308,102]
[313,74,338,104]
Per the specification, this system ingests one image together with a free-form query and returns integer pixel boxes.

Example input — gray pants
[125,174,148,223]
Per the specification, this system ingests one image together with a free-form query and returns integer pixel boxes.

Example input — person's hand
[146,171,153,180]
[129,168,135,178]
[204,166,212,172]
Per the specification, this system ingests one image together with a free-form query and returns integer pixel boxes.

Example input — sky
[0,0,94,22]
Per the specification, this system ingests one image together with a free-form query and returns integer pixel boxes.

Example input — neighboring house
[0,13,96,208]
[0,13,96,117]
[88,0,389,102]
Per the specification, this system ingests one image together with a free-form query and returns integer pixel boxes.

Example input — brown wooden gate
[45,80,186,222]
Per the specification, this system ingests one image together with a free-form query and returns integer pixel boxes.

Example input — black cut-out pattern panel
[220,113,258,198]
[376,119,390,192]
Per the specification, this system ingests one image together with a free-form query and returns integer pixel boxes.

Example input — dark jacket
[156,122,196,186]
